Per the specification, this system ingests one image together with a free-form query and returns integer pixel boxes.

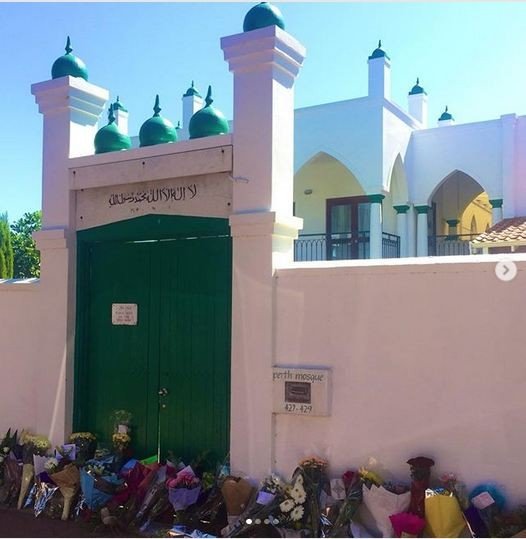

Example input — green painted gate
[74,215,231,462]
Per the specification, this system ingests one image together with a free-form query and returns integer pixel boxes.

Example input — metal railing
[428,234,479,256]
[382,232,401,259]
[294,231,400,261]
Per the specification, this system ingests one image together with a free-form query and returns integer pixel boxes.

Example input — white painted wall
[0,281,41,433]
[407,119,502,205]
[271,256,526,503]
[295,99,383,194]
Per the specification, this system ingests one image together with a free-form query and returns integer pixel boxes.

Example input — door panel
[158,237,232,463]
[76,216,232,463]
[84,241,159,457]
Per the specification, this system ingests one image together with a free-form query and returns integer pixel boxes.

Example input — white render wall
[270,255,526,503]
[407,119,503,205]
[0,281,41,433]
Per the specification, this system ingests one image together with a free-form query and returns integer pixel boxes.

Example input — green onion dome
[243,2,285,32]
[183,81,201,98]
[409,77,426,96]
[438,106,454,121]
[369,40,390,61]
[139,95,177,147]
[51,37,88,81]
[94,105,131,154]
[189,86,229,139]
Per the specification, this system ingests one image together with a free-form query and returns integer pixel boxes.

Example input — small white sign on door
[112,304,138,326]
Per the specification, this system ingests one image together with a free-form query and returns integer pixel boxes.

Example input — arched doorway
[428,171,491,255]
[294,152,369,260]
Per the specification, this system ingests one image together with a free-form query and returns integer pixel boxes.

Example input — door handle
[158,387,169,397]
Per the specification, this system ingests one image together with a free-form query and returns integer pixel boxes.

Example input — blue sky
[1,2,526,222]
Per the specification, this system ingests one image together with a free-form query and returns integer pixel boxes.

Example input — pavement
[0,508,136,538]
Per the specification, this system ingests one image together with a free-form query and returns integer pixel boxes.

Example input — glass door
[326,196,370,260]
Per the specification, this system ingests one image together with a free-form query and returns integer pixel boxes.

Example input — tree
[0,213,14,278]
[11,210,41,278]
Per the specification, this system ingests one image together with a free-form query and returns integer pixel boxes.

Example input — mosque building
[1,2,526,502]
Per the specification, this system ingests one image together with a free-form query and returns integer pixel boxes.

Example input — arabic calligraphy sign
[76,173,233,230]
[108,184,198,207]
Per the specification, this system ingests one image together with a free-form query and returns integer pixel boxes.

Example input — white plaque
[112,304,138,326]
[272,367,331,416]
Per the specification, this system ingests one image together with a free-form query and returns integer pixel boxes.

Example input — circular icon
[495,260,517,282]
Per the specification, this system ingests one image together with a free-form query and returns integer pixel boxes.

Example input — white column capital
[222,25,306,87]
[32,76,108,124]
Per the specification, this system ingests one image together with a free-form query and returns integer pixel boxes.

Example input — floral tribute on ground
[0,422,526,538]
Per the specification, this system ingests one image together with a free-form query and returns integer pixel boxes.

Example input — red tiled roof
[472,217,526,244]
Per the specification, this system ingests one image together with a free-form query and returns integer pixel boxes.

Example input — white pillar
[222,25,305,479]
[490,198,503,225]
[112,97,129,135]
[394,205,410,257]
[500,114,516,218]
[415,205,429,256]
[368,43,391,100]
[182,82,204,134]
[369,194,384,258]
[31,75,107,443]
[408,81,428,127]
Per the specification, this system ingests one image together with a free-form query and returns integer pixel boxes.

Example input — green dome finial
[94,104,131,154]
[205,86,213,107]
[108,104,116,124]
[243,2,285,32]
[52,36,88,81]
[153,94,161,116]
[189,85,229,139]
[183,80,202,98]
[409,77,426,96]
[139,94,177,147]
[112,96,128,112]
[369,39,390,61]
[438,105,454,122]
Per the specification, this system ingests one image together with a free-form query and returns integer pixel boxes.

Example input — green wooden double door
[75,215,232,462]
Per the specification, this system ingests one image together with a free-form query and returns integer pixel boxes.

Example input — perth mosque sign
[272,367,331,416]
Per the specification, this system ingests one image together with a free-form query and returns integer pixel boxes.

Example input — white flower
[44,457,59,472]
[0,455,4,464]
[2,447,9,454]
[279,499,295,513]
[290,505,304,521]
[295,475,304,486]
[291,486,306,504]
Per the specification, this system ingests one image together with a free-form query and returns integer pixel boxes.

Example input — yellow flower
[69,432,96,442]
[359,467,383,486]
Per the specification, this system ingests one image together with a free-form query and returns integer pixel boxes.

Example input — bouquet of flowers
[80,456,123,511]
[329,470,363,537]
[226,473,286,537]
[50,462,80,520]
[17,431,51,509]
[111,410,133,435]
[297,456,329,537]
[167,466,202,512]
[220,475,255,527]
[359,466,411,538]
[69,432,97,464]
[0,429,16,485]
[276,472,308,531]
